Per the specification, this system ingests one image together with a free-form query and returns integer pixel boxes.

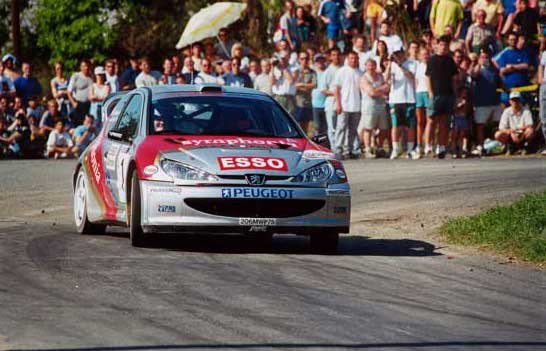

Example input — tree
[35,0,117,70]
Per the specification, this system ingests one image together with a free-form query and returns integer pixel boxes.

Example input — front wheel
[129,170,147,247]
[74,169,106,234]
[310,232,339,254]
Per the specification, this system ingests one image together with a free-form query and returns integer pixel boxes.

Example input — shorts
[451,114,469,130]
[474,105,502,124]
[294,107,313,123]
[416,92,429,108]
[390,103,416,128]
[427,94,455,117]
[326,24,340,40]
[358,107,388,132]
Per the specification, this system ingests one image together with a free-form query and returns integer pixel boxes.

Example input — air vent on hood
[198,84,223,93]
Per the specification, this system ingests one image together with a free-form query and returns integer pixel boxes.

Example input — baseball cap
[94,66,106,75]
[2,54,16,64]
[509,91,521,100]
[313,53,325,61]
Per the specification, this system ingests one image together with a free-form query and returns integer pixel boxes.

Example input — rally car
[73,84,351,251]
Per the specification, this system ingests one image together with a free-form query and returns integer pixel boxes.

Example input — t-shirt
[73,125,96,150]
[332,66,362,112]
[473,0,504,26]
[195,72,220,84]
[223,72,252,88]
[415,61,428,93]
[39,111,71,130]
[425,54,458,95]
[271,66,297,96]
[312,70,327,108]
[388,60,417,104]
[367,2,384,18]
[494,48,531,89]
[46,130,73,148]
[466,24,495,52]
[135,72,158,87]
[514,8,539,38]
[106,74,119,93]
[323,64,341,111]
[430,0,464,36]
[318,0,341,26]
[379,34,405,54]
[279,12,299,43]
[499,106,533,130]
[68,72,93,102]
[254,73,273,95]
[473,65,500,106]
[295,68,316,107]
[14,76,42,105]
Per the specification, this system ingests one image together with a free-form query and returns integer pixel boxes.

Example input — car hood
[137,135,335,178]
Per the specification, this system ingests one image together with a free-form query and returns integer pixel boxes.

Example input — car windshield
[150,95,302,138]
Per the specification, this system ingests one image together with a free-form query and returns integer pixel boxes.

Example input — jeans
[335,111,361,155]
[325,109,337,149]
[540,85,546,140]
[312,108,327,136]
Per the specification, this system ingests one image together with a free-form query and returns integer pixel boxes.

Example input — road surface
[0,158,545,351]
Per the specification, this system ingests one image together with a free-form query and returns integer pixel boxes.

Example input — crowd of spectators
[1,0,546,160]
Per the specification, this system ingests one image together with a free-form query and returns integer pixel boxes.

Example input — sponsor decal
[302,150,335,160]
[158,205,176,213]
[221,188,295,199]
[143,165,158,176]
[239,218,277,226]
[218,156,288,171]
[249,226,268,232]
[178,137,299,148]
[245,174,266,186]
[104,144,120,171]
[150,187,182,193]
[90,151,101,183]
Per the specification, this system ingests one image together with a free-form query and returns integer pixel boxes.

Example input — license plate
[239,218,277,226]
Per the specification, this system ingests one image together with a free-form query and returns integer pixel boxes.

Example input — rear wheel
[74,169,106,235]
[129,170,147,247]
[310,232,339,254]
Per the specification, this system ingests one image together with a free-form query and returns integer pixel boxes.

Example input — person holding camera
[73,114,97,153]
[270,50,298,116]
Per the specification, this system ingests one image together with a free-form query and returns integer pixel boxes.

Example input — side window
[106,97,126,131]
[116,95,143,139]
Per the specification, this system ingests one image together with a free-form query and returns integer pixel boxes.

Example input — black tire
[310,232,339,254]
[74,169,106,235]
[129,170,147,247]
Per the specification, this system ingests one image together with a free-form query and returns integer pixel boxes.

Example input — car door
[103,93,144,212]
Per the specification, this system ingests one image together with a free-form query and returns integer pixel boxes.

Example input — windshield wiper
[153,130,192,135]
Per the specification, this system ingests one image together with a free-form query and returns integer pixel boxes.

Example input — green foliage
[35,0,116,70]
[440,191,546,263]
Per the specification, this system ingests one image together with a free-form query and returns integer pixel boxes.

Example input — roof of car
[140,84,269,98]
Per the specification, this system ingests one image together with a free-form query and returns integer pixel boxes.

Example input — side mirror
[311,134,330,148]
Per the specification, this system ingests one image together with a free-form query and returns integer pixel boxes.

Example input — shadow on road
[10,341,546,351]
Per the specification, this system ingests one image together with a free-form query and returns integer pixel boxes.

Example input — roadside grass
[440,191,546,263]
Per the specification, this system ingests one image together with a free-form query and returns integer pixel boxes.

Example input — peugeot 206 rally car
[73,85,351,251]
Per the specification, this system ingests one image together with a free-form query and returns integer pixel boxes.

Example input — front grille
[184,198,325,218]
[217,175,292,181]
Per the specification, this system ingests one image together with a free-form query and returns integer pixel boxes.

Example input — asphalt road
[1,158,546,351]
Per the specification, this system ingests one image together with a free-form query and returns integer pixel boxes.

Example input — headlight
[292,162,332,183]
[161,159,217,182]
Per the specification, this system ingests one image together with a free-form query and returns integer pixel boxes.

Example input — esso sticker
[218,157,288,171]
[143,165,158,176]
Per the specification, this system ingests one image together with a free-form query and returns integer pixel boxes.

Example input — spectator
[67,60,93,126]
[50,62,71,117]
[248,59,260,83]
[430,0,464,38]
[26,96,44,120]
[0,97,8,121]
[89,66,111,127]
[421,29,435,51]
[373,40,389,73]
[104,59,119,93]
[231,43,250,72]
[40,99,71,133]
[312,54,328,136]
[359,59,389,159]
[182,56,200,84]
[27,115,46,158]
[465,9,496,54]
[191,43,204,71]
[318,0,341,49]
[73,114,97,152]
[135,58,158,87]
[223,58,252,88]
[7,96,24,123]
[494,32,531,103]
[2,54,19,81]
[425,35,459,158]
[352,35,373,72]
[296,6,312,45]
[384,49,418,159]
[270,50,298,115]
[539,46,546,155]
[0,113,28,158]
[204,41,220,64]
[215,28,235,60]
[14,62,42,106]
[322,48,343,146]
[195,58,221,84]
[278,1,300,51]
[172,55,182,75]
[495,91,535,154]
[254,59,273,95]
[294,51,316,132]
[120,58,140,90]
[374,20,405,54]
[333,51,362,159]
[366,0,386,42]
[415,46,431,157]
[513,0,540,40]
[159,58,177,85]
[0,62,15,99]
[451,86,471,157]
[470,49,502,155]
[46,120,75,159]
[472,0,504,39]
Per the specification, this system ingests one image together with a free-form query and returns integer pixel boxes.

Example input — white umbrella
[175,2,247,50]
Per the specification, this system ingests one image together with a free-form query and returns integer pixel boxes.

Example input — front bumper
[140,180,351,234]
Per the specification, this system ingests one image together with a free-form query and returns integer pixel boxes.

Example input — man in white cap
[494,91,535,154]
[2,54,19,81]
